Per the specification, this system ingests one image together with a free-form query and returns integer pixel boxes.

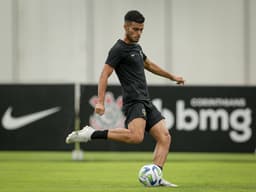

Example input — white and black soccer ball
[138,164,162,187]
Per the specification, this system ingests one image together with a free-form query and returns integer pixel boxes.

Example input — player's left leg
[149,119,170,168]
[149,120,178,187]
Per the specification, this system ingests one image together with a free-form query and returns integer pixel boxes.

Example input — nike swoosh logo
[1,106,61,130]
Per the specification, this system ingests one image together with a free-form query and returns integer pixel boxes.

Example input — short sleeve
[105,47,122,68]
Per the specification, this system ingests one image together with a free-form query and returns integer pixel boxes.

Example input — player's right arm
[95,64,114,115]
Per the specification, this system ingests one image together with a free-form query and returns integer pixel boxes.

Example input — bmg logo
[153,98,253,143]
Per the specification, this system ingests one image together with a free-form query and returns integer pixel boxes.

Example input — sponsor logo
[131,51,144,59]
[153,98,253,143]
[2,106,61,130]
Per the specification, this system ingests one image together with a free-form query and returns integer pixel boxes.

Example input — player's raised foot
[159,178,178,187]
[65,125,95,144]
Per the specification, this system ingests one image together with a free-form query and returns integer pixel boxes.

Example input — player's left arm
[144,58,185,85]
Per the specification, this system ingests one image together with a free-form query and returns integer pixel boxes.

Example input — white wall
[16,0,88,83]
[249,0,256,84]
[171,0,245,85]
[0,0,255,85]
[0,0,14,82]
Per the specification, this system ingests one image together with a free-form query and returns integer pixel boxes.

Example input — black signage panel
[80,85,256,152]
[148,86,256,152]
[0,84,75,150]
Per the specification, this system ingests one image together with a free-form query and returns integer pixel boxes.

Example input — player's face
[124,22,144,43]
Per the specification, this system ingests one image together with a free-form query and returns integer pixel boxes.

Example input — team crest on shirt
[89,92,125,130]
[142,108,146,117]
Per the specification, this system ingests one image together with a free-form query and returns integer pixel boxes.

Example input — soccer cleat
[159,178,178,187]
[65,125,95,144]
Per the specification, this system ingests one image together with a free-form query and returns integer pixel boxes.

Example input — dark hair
[124,10,145,23]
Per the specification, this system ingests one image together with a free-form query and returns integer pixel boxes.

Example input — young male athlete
[66,10,185,187]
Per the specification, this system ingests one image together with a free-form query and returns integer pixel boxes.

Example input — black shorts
[123,101,164,132]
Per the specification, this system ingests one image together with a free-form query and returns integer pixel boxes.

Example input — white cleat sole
[65,126,95,144]
[65,131,79,144]
[160,183,178,187]
[159,179,178,187]
[167,183,178,187]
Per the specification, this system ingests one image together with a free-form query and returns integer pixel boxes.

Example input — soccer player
[66,10,185,187]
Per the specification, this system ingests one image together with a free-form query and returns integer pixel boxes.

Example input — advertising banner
[0,84,75,150]
[80,85,256,152]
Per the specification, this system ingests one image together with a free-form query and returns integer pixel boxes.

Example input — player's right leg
[65,118,146,144]
[66,102,147,144]
[106,118,146,144]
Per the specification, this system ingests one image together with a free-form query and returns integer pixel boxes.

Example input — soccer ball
[138,164,162,187]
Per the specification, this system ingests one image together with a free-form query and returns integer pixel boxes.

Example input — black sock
[91,130,108,139]
[156,165,163,170]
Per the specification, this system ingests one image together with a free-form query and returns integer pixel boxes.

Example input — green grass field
[0,151,255,192]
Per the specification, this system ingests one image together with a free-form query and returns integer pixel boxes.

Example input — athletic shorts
[123,101,165,132]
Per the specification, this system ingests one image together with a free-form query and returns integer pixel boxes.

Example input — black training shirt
[105,39,150,105]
